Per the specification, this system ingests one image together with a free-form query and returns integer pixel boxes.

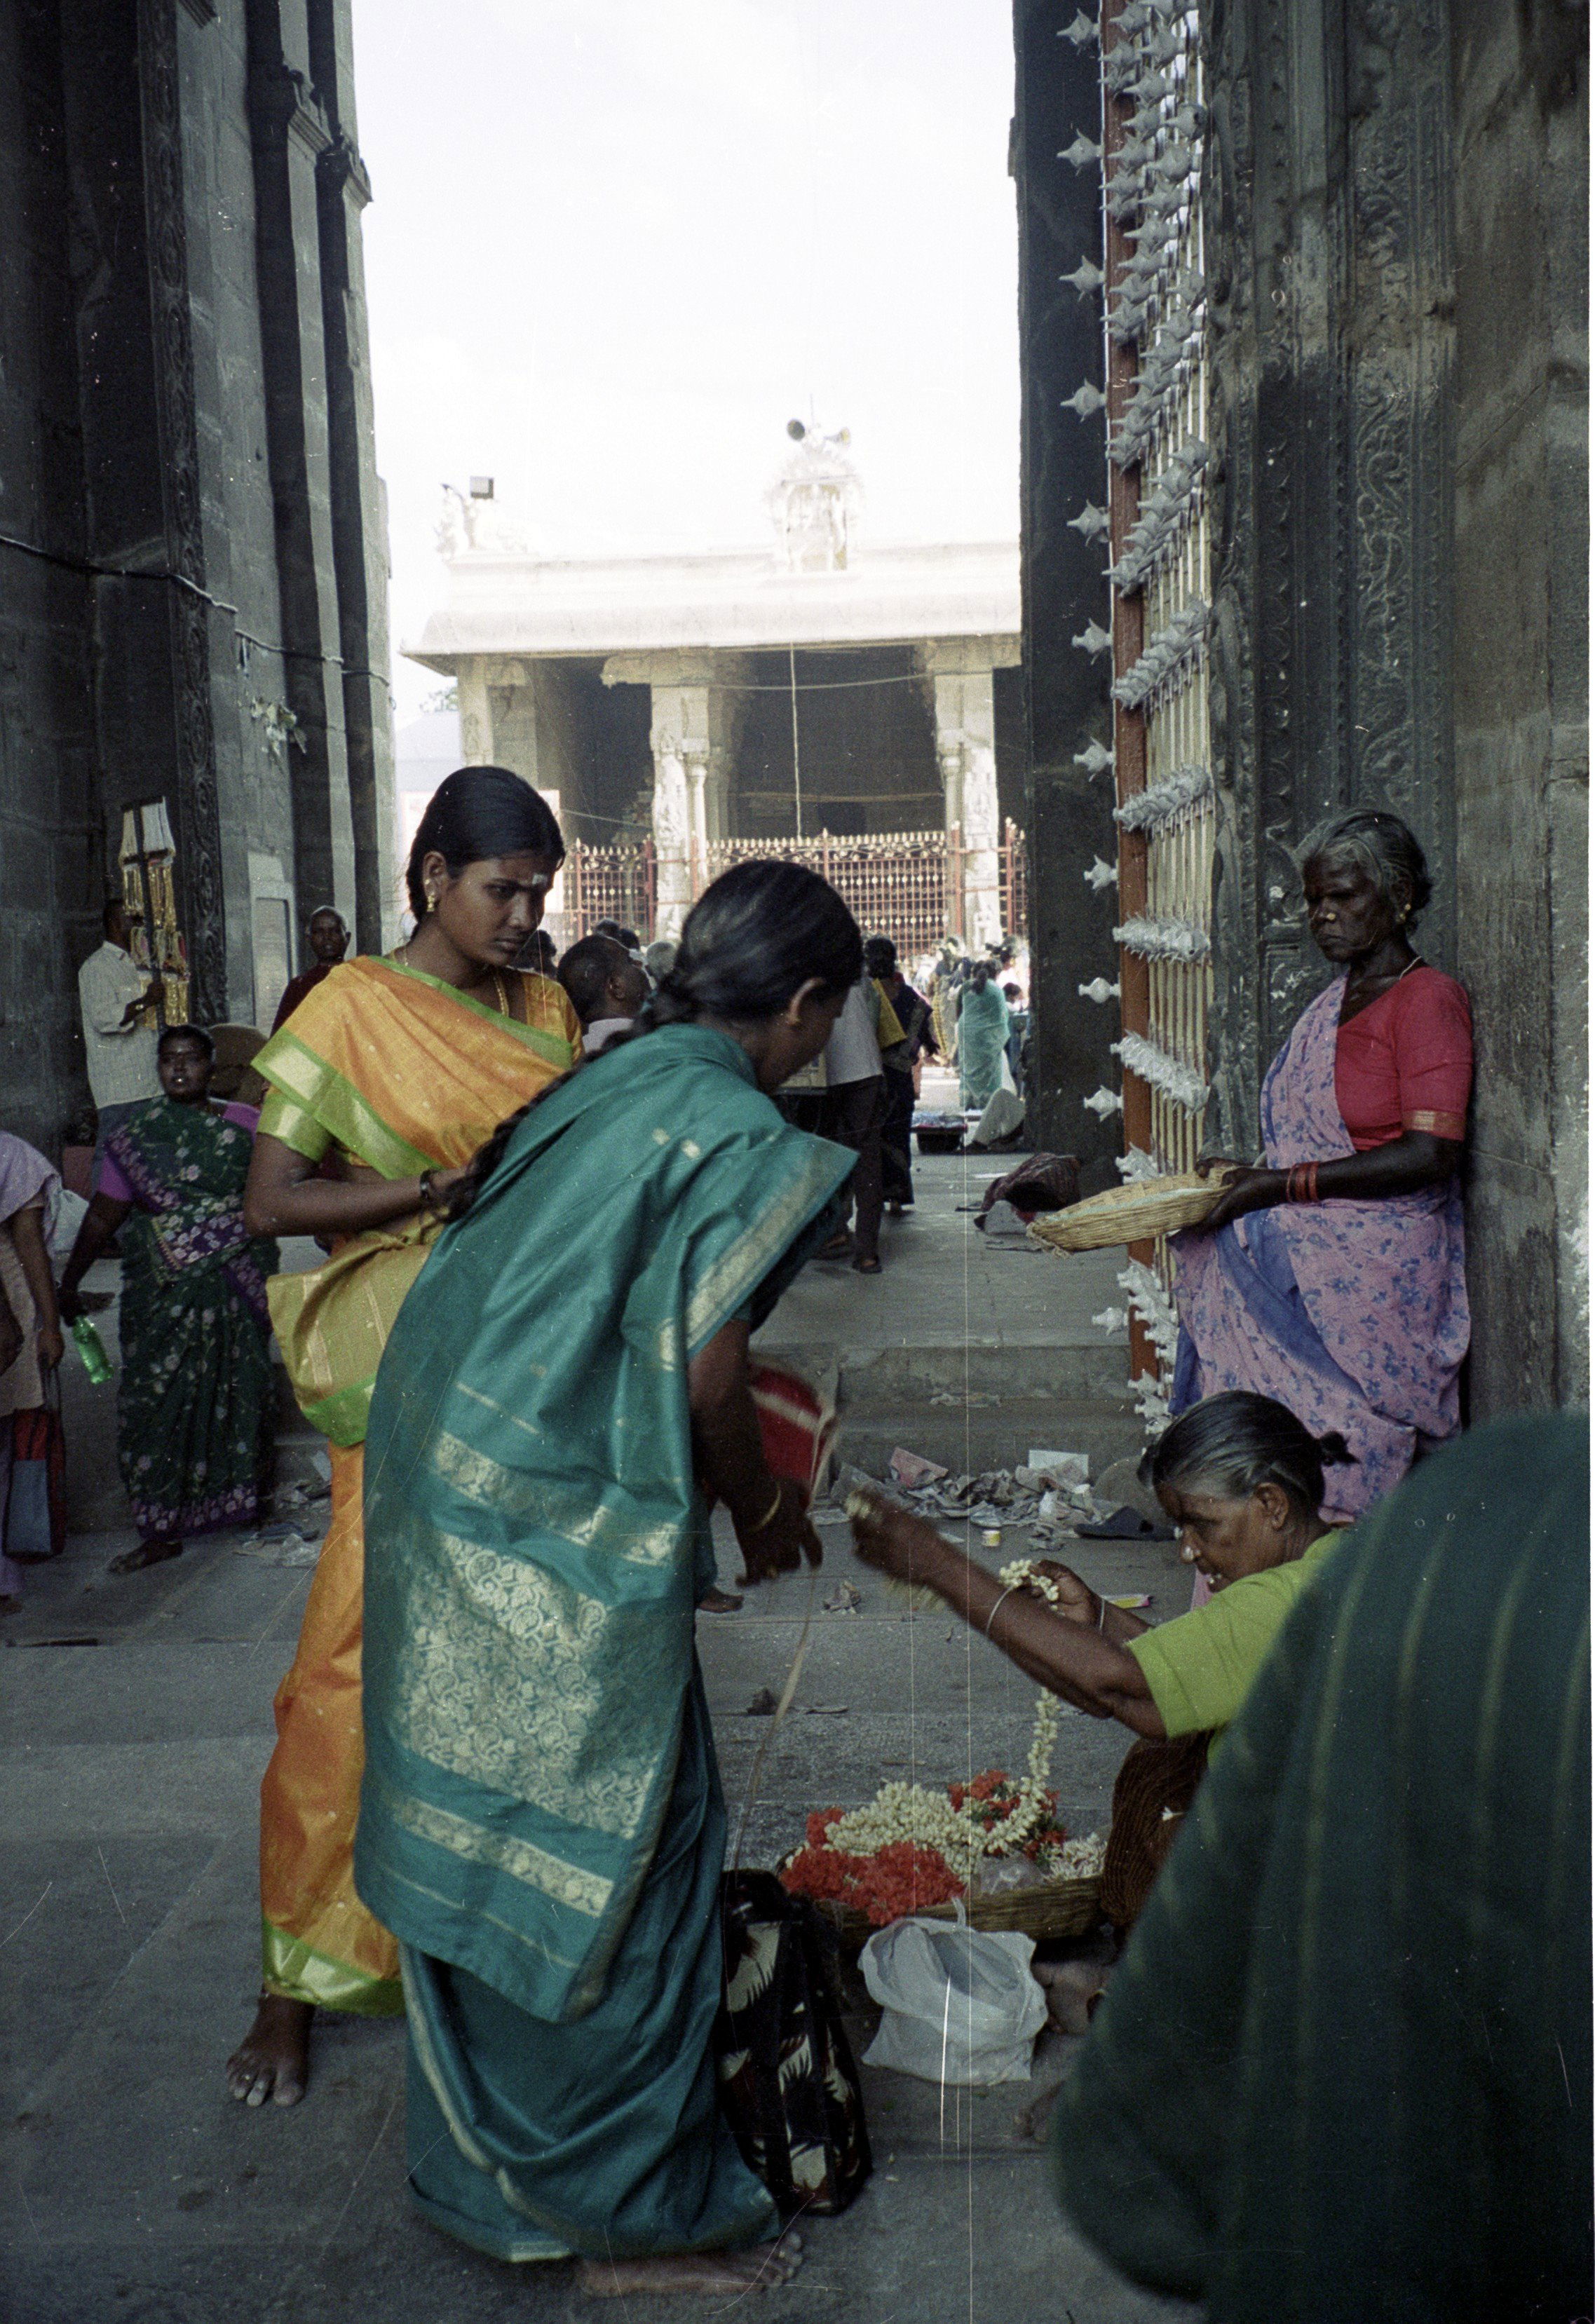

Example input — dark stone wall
[1450,0,1588,1411]
[1011,0,1121,1184]
[1203,0,1458,1155]
[0,0,393,1154]
[0,5,98,1140]
[1198,0,1585,1412]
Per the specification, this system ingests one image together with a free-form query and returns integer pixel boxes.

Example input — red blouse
[1333,965,1472,1150]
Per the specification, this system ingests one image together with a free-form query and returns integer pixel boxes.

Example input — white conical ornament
[1083,1087,1124,1122]
[1068,502,1110,538]
[1061,381,1107,418]
[1085,856,1120,890]
[1073,738,1115,775]
[1060,10,1099,47]
[1072,621,1113,657]
[1078,977,1121,1004]
[1092,1307,1129,1335]
[1062,257,1105,294]
[1059,132,1102,168]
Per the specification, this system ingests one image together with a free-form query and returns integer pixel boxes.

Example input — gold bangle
[744,1482,785,1535]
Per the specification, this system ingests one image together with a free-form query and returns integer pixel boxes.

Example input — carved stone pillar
[650,727,693,935]
[922,639,1018,952]
[602,653,752,932]
[456,660,494,765]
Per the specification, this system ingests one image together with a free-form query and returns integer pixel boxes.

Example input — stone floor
[0,1155,1197,2323]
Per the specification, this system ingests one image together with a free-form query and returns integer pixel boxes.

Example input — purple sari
[1172,979,1469,1521]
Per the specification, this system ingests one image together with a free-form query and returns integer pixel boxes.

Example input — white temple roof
[405,536,1020,667]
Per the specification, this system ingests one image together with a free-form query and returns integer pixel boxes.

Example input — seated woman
[353,862,867,2299]
[1175,808,1471,1521]
[850,1392,1351,1929]
[57,1026,277,1577]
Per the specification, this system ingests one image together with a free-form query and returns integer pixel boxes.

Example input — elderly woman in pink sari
[1172,810,1471,1524]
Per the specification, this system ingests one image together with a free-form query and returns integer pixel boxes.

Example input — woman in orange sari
[226,767,579,2107]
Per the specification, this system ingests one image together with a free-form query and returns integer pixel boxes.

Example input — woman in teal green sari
[355,862,863,2299]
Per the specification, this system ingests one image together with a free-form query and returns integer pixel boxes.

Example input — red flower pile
[780,1779,1072,1928]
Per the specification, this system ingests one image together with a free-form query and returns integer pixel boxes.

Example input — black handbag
[714,1868,873,2218]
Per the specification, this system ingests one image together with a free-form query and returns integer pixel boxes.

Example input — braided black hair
[447,859,862,1218]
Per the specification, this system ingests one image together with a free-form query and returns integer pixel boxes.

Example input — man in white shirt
[78,899,163,1183]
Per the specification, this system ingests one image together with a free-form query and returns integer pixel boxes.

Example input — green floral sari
[355,1024,853,2261]
[104,1099,278,1537]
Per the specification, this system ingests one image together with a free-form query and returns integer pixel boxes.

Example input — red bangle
[1287,1163,1321,1204]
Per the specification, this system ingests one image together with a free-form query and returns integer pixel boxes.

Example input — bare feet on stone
[108,1536,184,1577]
[227,1992,314,2107]
[578,2237,802,2298]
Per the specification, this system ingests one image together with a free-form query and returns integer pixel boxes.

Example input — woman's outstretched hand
[735,1478,822,1586]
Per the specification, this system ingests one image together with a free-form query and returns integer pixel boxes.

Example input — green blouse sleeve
[257,1088,333,1163]
[1126,1540,1341,1739]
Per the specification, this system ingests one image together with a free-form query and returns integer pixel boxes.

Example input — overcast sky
[351,0,1022,720]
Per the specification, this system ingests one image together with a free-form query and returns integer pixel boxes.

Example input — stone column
[456,660,494,765]
[921,639,1019,953]
[602,653,752,935]
[650,726,693,935]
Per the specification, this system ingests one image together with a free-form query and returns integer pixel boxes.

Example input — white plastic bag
[860,1910,1047,2086]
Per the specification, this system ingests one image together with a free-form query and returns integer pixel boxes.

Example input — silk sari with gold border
[252,955,577,2014]
[354,1023,853,2020]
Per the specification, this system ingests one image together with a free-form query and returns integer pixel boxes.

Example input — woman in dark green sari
[355,862,863,2299]
[59,1024,278,1575]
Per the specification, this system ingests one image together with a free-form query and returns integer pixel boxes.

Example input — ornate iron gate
[558,825,1031,965]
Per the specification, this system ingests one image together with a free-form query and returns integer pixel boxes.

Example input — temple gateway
[406,430,1024,946]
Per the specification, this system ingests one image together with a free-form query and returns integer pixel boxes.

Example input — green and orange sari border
[261,1915,406,2018]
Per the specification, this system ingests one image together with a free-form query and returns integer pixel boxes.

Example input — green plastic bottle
[69,1315,114,1385]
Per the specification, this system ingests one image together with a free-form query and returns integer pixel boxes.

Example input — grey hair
[1298,808,1433,926]
[1141,1390,1355,1519]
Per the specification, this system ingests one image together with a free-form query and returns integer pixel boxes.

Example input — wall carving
[1202,0,1454,1136]
[137,0,228,1021]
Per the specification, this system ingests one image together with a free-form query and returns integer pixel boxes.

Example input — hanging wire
[789,644,804,839]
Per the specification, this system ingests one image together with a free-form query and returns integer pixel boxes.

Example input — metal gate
[557,824,1031,965]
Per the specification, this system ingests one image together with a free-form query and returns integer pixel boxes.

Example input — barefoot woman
[352,863,861,2295]
[226,768,579,2107]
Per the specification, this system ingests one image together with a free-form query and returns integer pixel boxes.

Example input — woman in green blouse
[850,1392,1350,1921]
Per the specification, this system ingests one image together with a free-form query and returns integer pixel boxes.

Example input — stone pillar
[921,639,1019,952]
[456,660,494,765]
[650,726,693,935]
[602,653,751,934]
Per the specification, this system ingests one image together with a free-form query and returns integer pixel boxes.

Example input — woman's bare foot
[578,2236,802,2298]
[226,1992,314,2107]
[108,1536,184,1576]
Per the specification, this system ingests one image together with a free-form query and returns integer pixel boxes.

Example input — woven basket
[807,1875,1103,1952]
[1026,1169,1235,1253]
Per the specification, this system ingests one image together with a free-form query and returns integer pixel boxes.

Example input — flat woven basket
[1026,1169,1233,1253]
[808,1875,1102,1952]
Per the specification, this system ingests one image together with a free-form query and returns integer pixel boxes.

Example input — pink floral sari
[1172,979,1469,1522]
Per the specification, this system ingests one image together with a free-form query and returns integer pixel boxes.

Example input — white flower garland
[827,1537,1073,1882]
